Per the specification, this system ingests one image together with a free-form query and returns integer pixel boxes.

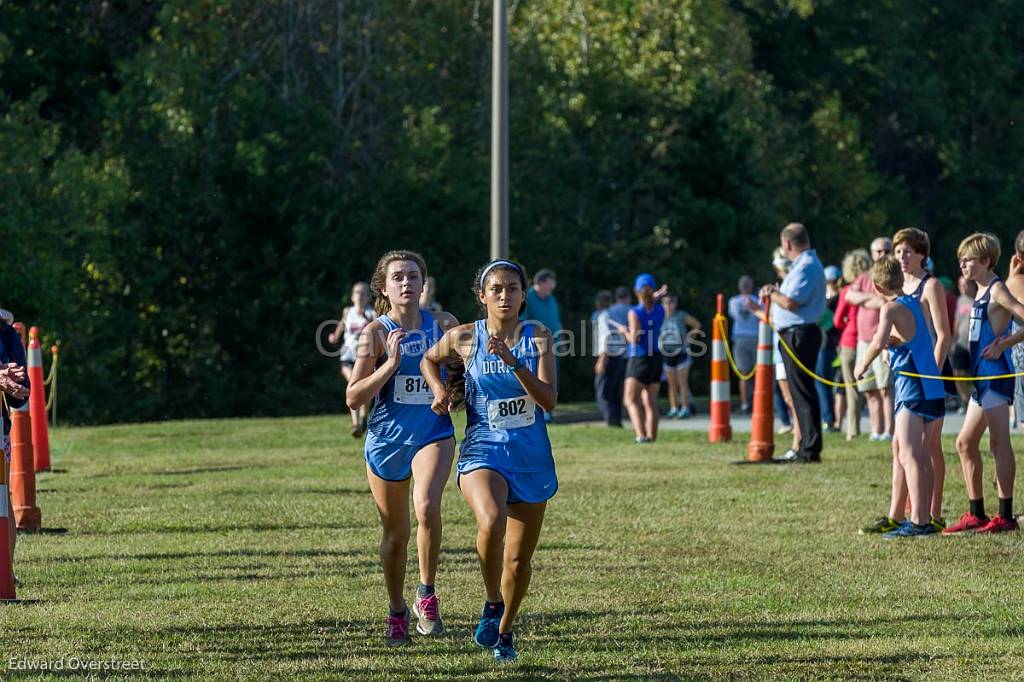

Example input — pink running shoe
[385,610,410,646]
[942,512,988,535]
[975,515,1020,534]
[413,593,445,635]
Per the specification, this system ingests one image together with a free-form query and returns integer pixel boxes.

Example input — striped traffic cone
[709,294,732,443]
[747,301,775,462]
[1,456,16,601]
[27,328,50,473]
[9,390,40,531]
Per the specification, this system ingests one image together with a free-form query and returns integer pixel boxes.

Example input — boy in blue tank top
[945,233,1024,534]
[861,229,951,535]
[855,257,943,538]
[421,259,557,663]
[346,251,459,644]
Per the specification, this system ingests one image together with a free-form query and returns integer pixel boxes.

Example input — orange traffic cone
[1,455,16,601]
[709,294,732,443]
[9,388,40,531]
[27,328,50,473]
[747,301,775,462]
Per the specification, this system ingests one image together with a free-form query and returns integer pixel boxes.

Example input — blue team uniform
[628,303,665,358]
[458,320,557,504]
[890,295,946,422]
[969,278,1015,405]
[909,274,956,396]
[364,310,455,481]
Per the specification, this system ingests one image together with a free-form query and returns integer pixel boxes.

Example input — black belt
[779,323,817,333]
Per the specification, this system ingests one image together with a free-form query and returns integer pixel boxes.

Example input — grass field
[6,413,1024,680]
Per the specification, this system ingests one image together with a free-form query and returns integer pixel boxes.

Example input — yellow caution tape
[43,350,58,387]
[45,369,56,412]
[775,321,1024,385]
[714,316,756,382]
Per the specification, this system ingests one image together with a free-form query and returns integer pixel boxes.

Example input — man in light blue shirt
[524,269,561,335]
[524,269,561,422]
[759,223,826,462]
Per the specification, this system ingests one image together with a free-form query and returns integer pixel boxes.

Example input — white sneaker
[869,433,881,441]
[879,433,893,441]
[781,449,800,461]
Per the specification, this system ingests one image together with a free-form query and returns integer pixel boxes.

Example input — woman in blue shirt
[624,274,665,443]
[422,259,557,663]
[346,250,459,645]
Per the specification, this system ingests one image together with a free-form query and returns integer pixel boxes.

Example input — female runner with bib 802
[421,259,557,663]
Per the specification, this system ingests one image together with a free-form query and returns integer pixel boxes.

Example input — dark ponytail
[443,354,467,411]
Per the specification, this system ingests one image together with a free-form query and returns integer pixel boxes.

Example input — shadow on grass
[46,611,966,680]
[77,520,372,536]
[14,670,194,679]
[43,548,369,563]
[300,486,369,496]
[37,546,484,586]
[82,464,272,480]
[149,464,261,476]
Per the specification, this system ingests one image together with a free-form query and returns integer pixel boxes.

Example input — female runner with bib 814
[346,250,460,645]
[421,259,558,663]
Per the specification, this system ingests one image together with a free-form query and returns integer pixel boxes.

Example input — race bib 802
[486,395,536,430]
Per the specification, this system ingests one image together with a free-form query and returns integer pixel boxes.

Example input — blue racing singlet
[457,320,557,504]
[366,310,455,446]
[628,303,665,358]
[890,295,945,420]
[910,273,956,396]
[969,278,1015,403]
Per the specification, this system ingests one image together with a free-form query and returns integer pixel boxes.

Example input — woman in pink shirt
[834,250,871,440]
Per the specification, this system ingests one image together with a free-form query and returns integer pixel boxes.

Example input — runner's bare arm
[328,307,350,345]
[923,278,953,367]
[983,282,1024,359]
[626,309,641,343]
[503,327,557,412]
[346,322,403,410]
[855,304,895,380]
[421,323,475,413]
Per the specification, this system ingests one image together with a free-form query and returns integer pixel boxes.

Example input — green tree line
[1,0,1021,423]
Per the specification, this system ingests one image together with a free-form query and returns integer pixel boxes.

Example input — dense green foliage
[2,0,1022,422]
[9,418,1024,678]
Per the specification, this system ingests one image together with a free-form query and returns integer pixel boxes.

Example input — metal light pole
[490,0,509,260]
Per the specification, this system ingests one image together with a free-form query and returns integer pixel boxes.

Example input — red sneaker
[975,515,1020,534]
[942,512,988,535]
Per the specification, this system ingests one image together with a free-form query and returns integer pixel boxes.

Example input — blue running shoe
[493,632,517,662]
[883,521,938,539]
[474,602,503,648]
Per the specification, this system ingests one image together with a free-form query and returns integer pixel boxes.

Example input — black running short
[627,353,663,384]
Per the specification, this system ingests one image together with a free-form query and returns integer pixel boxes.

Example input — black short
[661,348,686,368]
[950,345,970,372]
[627,353,663,384]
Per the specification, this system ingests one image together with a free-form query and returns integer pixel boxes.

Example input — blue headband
[479,260,522,289]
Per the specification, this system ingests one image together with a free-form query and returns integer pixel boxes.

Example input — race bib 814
[393,375,434,404]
